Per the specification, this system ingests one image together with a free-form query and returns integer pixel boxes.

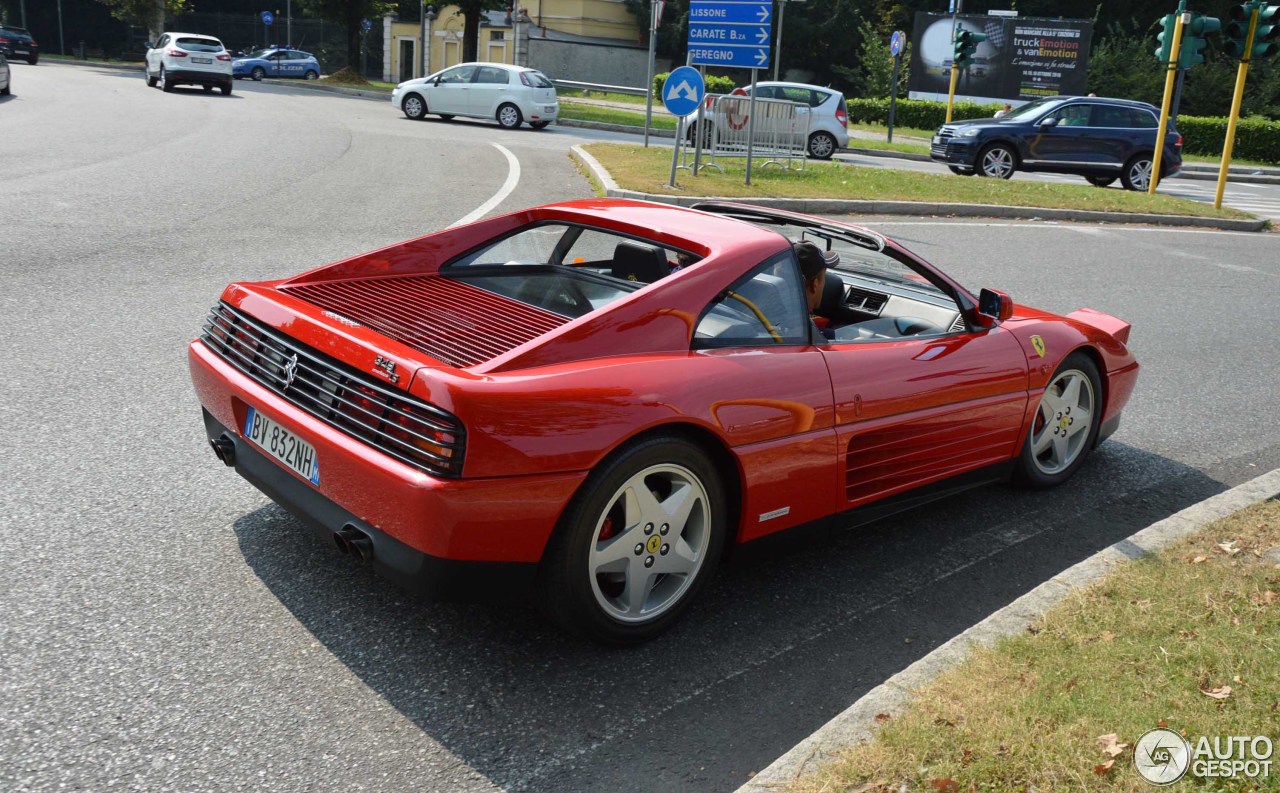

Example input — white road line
[449,143,520,228]
[862,220,1278,237]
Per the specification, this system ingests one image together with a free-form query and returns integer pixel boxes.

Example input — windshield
[999,97,1064,122]
[244,48,274,59]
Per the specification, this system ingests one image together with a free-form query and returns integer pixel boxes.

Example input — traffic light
[953,27,987,69]
[1179,13,1222,68]
[1154,13,1177,62]
[1251,3,1280,58]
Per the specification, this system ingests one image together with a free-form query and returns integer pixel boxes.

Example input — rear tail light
[0,38,10,44]
[519,71,532,87]
[1175,134,1183,148]
[167,48,188,57]
[385,404,459,463]
[30,39,37,46]
[836,105,847,127]
[216,53,231,61]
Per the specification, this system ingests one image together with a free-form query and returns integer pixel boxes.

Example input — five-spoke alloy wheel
[539,435,726,644]
[1015,352,1102,488]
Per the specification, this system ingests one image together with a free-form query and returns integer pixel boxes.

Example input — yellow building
[384,0,642,83]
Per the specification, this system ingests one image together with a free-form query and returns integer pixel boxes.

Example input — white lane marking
[860,220,1278,238]
[449,143,520,228]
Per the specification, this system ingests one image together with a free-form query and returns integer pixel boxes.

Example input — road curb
[559,117,675,138]
[567,150,1268,231]
[735,466,1280,793]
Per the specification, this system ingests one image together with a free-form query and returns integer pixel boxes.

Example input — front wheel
[251,66,265,81]
[807,131,837,159]
[530,120,551,130]
[1121,155,1154,191]
[220,85,232,96]
[304,70,318,80]
[977,143,1016,179]
[1086,176,1117,187]
[401,93,426,120]
[537,435,727,645]
[497,102,523,129]
[145,65,158,87]
[1014,351,1102,489]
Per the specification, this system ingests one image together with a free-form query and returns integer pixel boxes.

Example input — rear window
[522,70,554,88]
[177,37,224,53]
[1,26,32,39]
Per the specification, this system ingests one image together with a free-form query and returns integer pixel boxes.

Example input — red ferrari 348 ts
[189,199,1138,643]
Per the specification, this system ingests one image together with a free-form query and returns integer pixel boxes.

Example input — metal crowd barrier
[682,94,811,174]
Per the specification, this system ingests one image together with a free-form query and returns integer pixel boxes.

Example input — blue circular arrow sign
[261,10,274,25]
[361,18,372,31]
[890,30,904,57]
[662,66,705,117]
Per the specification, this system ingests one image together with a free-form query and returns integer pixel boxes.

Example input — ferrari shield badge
[1030,335,1046,358]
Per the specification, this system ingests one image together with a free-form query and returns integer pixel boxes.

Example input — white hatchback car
[144,32,233,95]
[733,81,849,159]
[392,62,558,129]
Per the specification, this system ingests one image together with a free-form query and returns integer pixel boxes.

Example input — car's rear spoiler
[1067,308,1131,345]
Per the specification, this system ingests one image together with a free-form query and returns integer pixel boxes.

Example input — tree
[834,17,909,98]
[447,0,508,63]
[295,0,393,74]
[94,0,188,41]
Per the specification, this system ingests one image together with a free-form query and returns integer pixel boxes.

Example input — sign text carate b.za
[688,1,772,68]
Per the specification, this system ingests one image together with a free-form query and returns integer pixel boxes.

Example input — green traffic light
[953,27,986,69]
[1178,12,1220,68]
[1154,13,1176,62]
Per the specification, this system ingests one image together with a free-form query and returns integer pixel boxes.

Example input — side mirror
[1039,116,1059,128]
[978,288,1014,322]
[145,42,153,49]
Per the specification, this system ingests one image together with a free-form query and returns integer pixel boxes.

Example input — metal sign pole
[669,117,685,187]
[745,68,759,185]
[693,64,707,175]
[773,0,784,81]
[644,0,658,147]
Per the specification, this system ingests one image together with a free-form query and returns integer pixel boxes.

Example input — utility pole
[643,0,660,146]
[58,0,66,54]
[20,0,26,28]
[287,0,292,45]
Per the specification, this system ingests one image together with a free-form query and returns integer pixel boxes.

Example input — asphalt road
[3,62,1280,793]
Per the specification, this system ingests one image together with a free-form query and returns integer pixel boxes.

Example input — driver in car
[793,241,839,342]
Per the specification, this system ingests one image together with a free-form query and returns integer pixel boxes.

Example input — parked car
[391,62,558,129]
[233,48,321,81]
[189,198,1138,644]
[144,32,233,95]
[0,53,10,95]
[736,81,850,159]
[0,24,38,64]
[930,95,1182,190]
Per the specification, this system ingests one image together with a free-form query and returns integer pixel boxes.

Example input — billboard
[907,13,1093,104]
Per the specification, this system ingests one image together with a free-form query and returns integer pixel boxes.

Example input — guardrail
[553,80,649,97]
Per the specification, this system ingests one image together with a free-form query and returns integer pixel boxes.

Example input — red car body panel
[189,199,1138,584]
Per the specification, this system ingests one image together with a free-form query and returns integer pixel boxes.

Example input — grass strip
[559,88,651,105]
[560,102,677,130]
[796,498,1280,793]
[584,143,1252,219]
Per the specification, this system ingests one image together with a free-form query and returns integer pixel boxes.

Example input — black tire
[1,84,9,96]
[1013,351,1103,489]
[401,93,427,120]
[438,114,454,120]
[161,66,173,93]
[687,120,715,147]
[1120,154,1154,191]
[530,120,551,130]
[496,102,523,129]
[948,165,975,176]
[807,131,838,159]
[251,66,265,81]
[1086,176,1117,188]
[977,143,1016,178]
[220,85,232,96]
[537,434,727,645]
[203,85,214,93]
[28,55,37,65]
[304,70,319,80]
[145,65,158,87]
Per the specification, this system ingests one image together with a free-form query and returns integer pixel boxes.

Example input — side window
[475,66,508,84]
[1093,105,1130,127]
[1054,104,1093,127]
[695,252,810,347]
[439,65,476,83]
[289,51,308,60]
[1126,107,1158,128]
[753,86,777,99]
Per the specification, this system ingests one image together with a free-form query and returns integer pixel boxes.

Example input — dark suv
[0,25,38,64]
[930,96,1181,191]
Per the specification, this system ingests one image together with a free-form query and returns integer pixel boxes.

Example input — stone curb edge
[734,466,1280,793]
[567,146,1267,232]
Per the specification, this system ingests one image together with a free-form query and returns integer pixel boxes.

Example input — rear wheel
[807,131,837,159]
[1121,154,1154,191]
[251,66,265,81]
[537,435,727,645]
[1086,176,1117,187]
[202,85,213,93]
[530,120,551,130]
[1014,352,1102,489]
[145,64,158,87]
[497,103,523,129]
[401,93,426,120]
[977,143,1016,178]
[28,55,37,65]
[220,85,232,96]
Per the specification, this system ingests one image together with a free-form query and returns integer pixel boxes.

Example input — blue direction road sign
[261,10,274,25]
[662,66,705,116]
[689,22,771,46]
[688,41,771,68]
[689,1,771,25]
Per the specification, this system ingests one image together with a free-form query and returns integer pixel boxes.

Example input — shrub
[653,71,735,99]
[1177,114,1280,164]
[845,97,1003,130]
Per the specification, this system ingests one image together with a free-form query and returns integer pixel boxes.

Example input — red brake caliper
[598,516,616,541]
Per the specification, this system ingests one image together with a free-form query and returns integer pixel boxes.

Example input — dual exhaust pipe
[209,434,373,565]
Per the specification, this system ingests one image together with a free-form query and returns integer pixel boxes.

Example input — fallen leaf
[934,717,956,728]
[1027,624,1042,635]
[1218,540,1240,556]
[1178,630,1199,640]
[1250,590,1278,606]
[960,748,976,767]
[1064,677,1078,693]
[996,744,1010,757]
[930,778,958,792]
[1097,733,1128,758]
[1233,616,1242,625]
[874,713,892,724]
[1192,556,1208,564]
[1094,759,1116,776]
[1100,630,1116,643]
[1201,685,1233,700]
[1158,718,1168,728]
[1234,675,1243,684]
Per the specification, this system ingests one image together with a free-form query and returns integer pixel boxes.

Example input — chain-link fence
[168,12,381,75]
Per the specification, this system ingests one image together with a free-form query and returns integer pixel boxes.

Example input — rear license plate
[243,406,320,485]
[192,57,212,64]
[16,49,28,54]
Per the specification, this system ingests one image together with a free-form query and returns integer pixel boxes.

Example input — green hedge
[844,97,1280,165]
[845,97,1004,130]
[1176,115,1280,164]
[653,72,736,99]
